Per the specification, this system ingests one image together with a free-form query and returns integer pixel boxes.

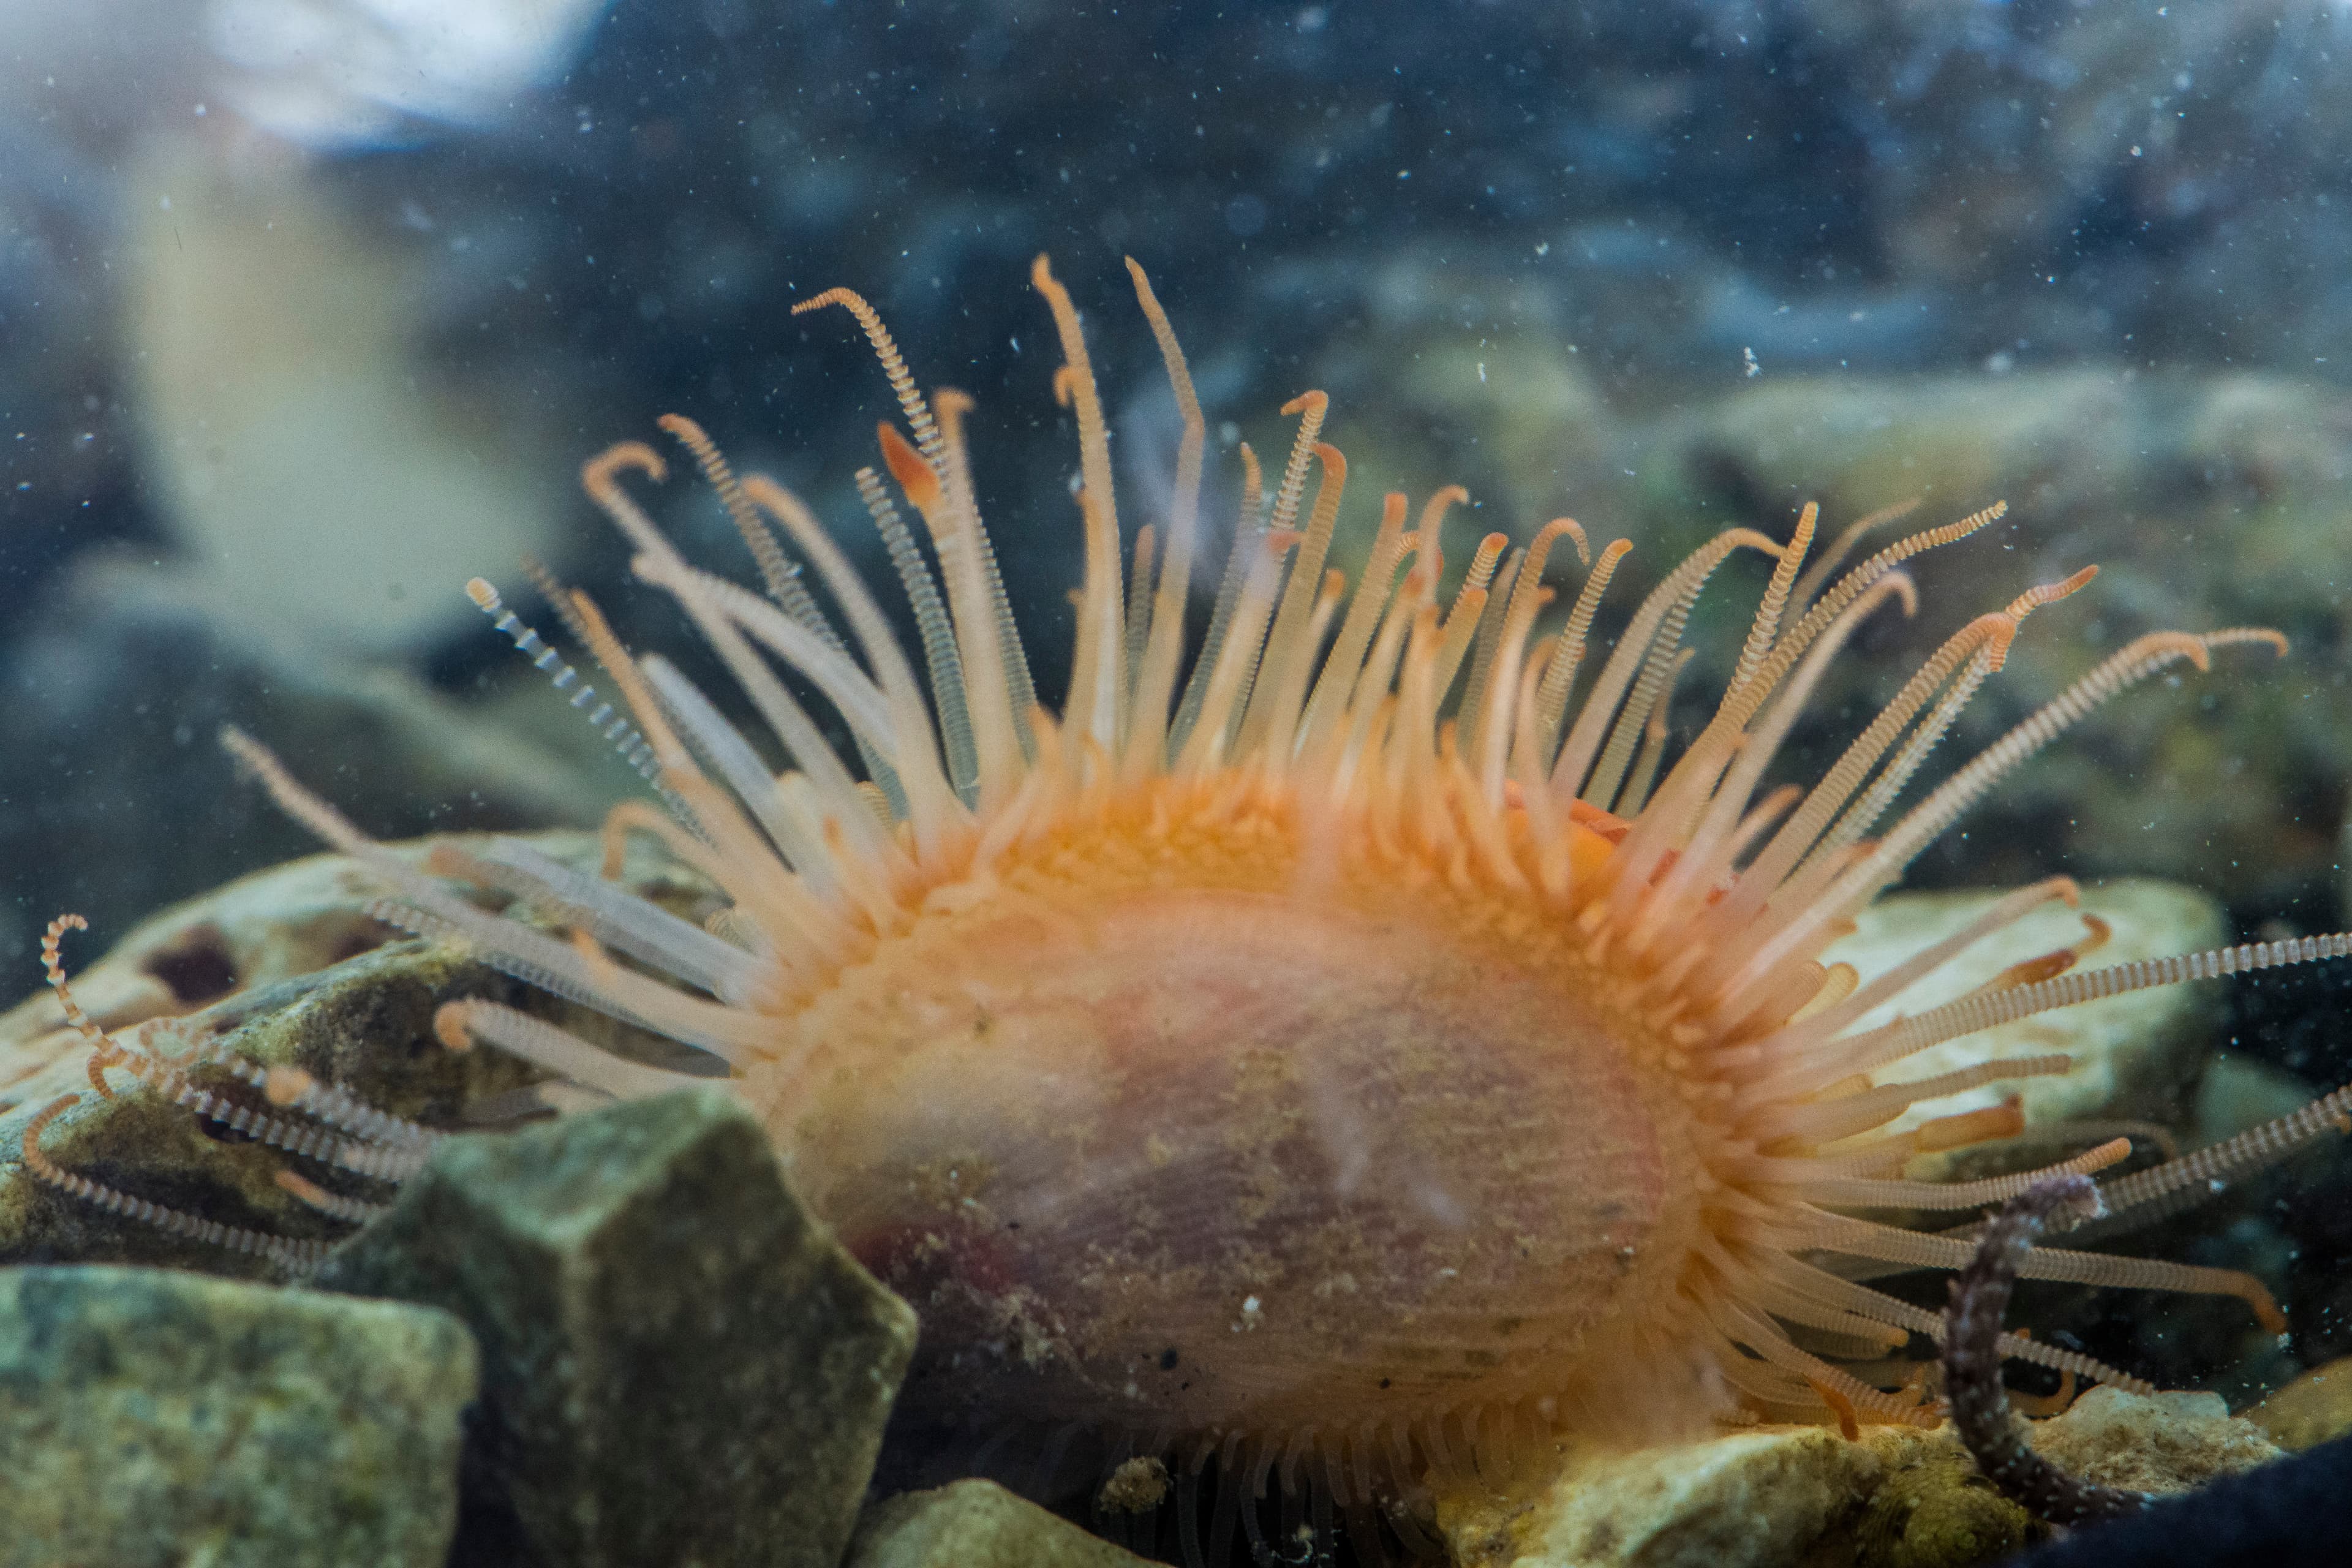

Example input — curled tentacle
[1942,1174,2157,1526]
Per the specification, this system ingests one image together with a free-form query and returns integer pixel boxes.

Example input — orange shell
[763,793,1691,1436]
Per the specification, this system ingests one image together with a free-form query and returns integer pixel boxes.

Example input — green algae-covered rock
[1852,1444,2030,1568]
[316,1087,920,1568]
[0,834,703,1278]
[0,1263,476,1568]
[850,1481,1160,1568]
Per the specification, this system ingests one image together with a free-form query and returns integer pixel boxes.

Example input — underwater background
[4,1,2352,1555]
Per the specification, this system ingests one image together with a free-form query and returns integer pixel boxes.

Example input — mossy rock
[0,832,715,1276]
[1849,1444,2031,1568]
[0,1263,477,1568]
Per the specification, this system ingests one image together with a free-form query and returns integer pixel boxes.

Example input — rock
[1095,1456,1172,1515]
[0,832,708,1276]
[1297,248,1626,560]
[1640,368,2351,910]
[2191,1055,2326,1151]
[1649,373,2146,546]
[0,932,533,1278]
[849,1481,1158,1568]
[0,1262,476,1568]
[1436,1422,1902,1568]
[1848,1438,2029,1568]
[1814,878,2293,1394]
[0,887,516,1276]
[2002,1432,2352,1568]
[2029,1387,2282,1496]
[315,1087,919,1568]
[1439,1389,2282,1568]
[1824,878,2228,1175]
[2248,1356,2352,1452]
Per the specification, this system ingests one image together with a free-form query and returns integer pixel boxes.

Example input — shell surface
[769,794,1696,1434]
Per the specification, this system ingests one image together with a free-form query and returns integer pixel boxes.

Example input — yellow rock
[1438,1424,1903,1568]
[2247,1357,2352,1452]
[1439,1389,2285,1568]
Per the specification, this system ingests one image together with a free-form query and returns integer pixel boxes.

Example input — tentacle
[15,1095,330,1273]
[1943,1175,2156,1524]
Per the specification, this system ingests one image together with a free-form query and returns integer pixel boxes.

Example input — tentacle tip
[263,1065,316,1107]
[1558,518,1591,568]
[1807,1378,1863,1441]
[2081,1136,2134,1177]
[431,1003,477,1054]
[421,844,472,880]
[273,1168,327,1202]
[582,440,666,494]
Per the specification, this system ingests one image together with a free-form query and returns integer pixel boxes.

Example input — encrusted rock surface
[0,1262,476,1568]
[2029,1387,2282,1496]
[0,935,534,1276]
[1437,1390,2283,1568]
[849,1480,1159,1568]
[1438,1422,1896,1568]
[1849,1436,2029,1568]
[0,833,706,1275]
[315,1087,920,1568]
[2003,1428,2352,1568]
